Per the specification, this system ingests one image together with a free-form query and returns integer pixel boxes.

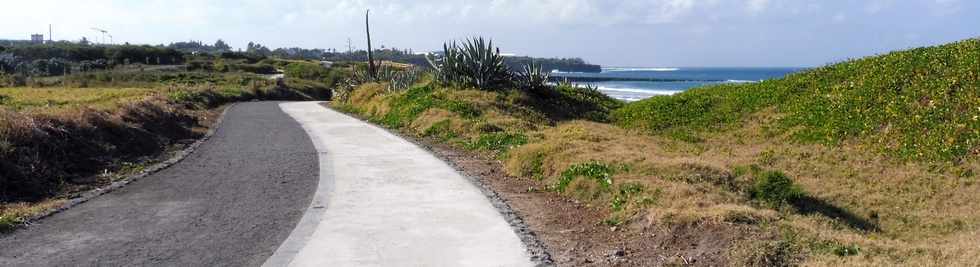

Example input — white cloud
[1,0,975,67]
[832,12,847,23]
[746,0,770,14]
[864,0,892,14]
[931,0,962,15]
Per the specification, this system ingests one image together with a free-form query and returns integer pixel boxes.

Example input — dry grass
[338,79,980,265]
[0,73,332,231]
[507,112,980,265]
[0,87,156,113]
[0,199,67,232]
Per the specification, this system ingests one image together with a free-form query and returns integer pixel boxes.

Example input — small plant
[466,132,528,153]
[444,100,480,118]
[422,120,456,140]
[514,61,549,91]
[377,65,425,93]
[832,243,861,256]
[554,161,614,193]
[0,215,18,233]
[611,183,650,211]
[749,170,804,207]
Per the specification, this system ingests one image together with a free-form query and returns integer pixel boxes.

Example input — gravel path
[0,102,319,267]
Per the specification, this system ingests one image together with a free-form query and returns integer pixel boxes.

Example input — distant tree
[214,39,230,51]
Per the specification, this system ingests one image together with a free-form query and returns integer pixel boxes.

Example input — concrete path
[270,102,531,267]
[0,102,319,266]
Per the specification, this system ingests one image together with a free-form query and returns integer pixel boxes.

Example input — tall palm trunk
[365,9,376,80]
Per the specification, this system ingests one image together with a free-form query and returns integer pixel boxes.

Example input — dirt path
[0,102,319,266]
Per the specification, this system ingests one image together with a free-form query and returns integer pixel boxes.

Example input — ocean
[551,67,805,101]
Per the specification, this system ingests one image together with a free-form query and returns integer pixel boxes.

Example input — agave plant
[514,61,550,91]
[427,37,510,90]
[382,66,426,93]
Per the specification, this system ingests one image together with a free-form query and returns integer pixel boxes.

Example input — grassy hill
[615,38,980,161]
[0,60,337,232]
[337,38,980,265]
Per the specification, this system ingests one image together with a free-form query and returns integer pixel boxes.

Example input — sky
[1,0,977,67]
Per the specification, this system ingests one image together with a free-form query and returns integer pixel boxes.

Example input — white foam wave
[724,79,759,83]
[597,87,681,95]
[550,70,586,74]
[603,67,680,72]
[593,86,682,101]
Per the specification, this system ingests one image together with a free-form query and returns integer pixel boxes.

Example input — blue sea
[552,67,805,101]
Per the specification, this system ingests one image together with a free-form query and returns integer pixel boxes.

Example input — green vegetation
[0,87,154,111]
[615,38,980,161]
[748,170,804,207]
[465,132,528,153]
[513,61,550,91]
[337,38,980,265]
[427,37,511,90]
[0,53,339,231]
[284,61,329,80]
[554,161,614,192]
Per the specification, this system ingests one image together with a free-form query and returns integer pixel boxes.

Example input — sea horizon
[552,66,806,101]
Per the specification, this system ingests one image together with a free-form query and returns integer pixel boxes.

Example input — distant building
[30,34,44,44]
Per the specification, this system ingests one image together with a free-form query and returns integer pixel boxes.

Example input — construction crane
[91,27,108,44]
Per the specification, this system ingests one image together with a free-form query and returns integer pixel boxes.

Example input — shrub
[554,161,614,192]
[466,132,528,153]
[427,37,510,90]
[514,61,550,91]
[284,62,329,80]
[236,63,277,74]
[749,170,804,206]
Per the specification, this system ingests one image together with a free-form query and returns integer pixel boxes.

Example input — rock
[610,248,626,257]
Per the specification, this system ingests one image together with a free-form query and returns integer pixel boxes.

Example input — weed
[422,120,457,140]
[833,243,861,257]
[466,132,528,153]
[0,215,18,233]
[749,170,804,207]
[554,161,614,193]
[611,183,651,211]
[444,100,481,118]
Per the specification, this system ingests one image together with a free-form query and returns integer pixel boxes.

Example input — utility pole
[91,28,108,45]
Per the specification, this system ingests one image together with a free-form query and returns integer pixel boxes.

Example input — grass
[0,199,66,233]
[748,170,804,208]
[334,38,980,266]
[0,87,156,112]
[614,38,980,162]
[0,64,334,231]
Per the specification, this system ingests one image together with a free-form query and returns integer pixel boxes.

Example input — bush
[749,170,804,206]
[514,61,550,91]
[236,63,277,74]
[466,132,527,153]
[555,161,614,192]
[427,37,510,90]
[284,62,329,80]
